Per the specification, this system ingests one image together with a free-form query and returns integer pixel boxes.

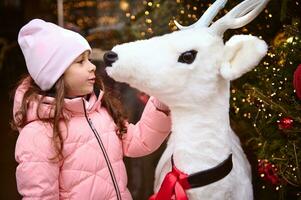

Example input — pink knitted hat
[18,19,91,91]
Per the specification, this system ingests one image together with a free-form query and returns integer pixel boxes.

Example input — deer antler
[174,0,227,30]
[210,0,270,36]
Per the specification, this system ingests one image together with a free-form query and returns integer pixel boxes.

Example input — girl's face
[64,51,96,98]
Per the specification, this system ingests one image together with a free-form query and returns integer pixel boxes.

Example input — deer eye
[178,50,198,64]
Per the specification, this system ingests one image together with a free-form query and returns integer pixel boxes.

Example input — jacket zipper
[82,100,122,200]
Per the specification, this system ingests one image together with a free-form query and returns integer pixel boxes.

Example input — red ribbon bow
[149,165,191,200]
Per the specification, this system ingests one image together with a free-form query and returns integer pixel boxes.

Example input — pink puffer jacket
[14,80,171,200]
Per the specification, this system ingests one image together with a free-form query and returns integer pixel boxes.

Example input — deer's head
[104,0,269,108]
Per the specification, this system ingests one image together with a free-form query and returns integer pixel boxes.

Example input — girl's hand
[152,98,170,116]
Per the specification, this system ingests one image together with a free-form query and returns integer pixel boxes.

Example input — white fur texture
[220,35,268,80]
[106,27,267,199]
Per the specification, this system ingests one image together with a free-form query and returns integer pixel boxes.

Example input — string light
[145,18,152,24]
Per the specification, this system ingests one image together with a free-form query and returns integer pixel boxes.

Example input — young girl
[13,19,171,200]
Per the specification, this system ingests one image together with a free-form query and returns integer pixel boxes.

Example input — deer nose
[103,51,118,66]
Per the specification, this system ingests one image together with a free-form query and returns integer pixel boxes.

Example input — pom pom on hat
[18,19,91,91]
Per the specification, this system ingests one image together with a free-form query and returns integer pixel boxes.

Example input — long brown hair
[12,74,127,160]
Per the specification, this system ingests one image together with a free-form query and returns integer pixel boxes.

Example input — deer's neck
[170,98,230,143]
[168,86,233,171]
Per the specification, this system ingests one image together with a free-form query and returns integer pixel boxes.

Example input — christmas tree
[231,1,301,199]
[231,19,301,200]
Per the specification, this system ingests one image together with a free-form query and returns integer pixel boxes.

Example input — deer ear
[220,35,268,81]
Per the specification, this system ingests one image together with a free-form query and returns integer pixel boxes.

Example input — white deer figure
[104,0,269,199]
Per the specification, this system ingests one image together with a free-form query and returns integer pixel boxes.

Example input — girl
[12,19,171,200]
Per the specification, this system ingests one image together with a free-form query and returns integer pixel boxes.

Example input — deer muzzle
[103,51,118,67]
